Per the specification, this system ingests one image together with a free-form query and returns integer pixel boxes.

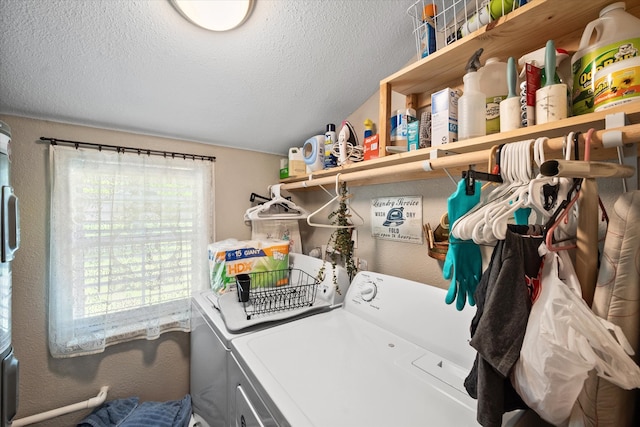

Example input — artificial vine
[316,182,358,294]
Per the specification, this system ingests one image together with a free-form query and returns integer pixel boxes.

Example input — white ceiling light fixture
[170,0,255,32]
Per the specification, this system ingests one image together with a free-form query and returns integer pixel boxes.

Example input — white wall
[2,114,281,426]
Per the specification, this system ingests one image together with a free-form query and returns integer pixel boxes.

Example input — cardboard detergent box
[208,239,290,295]
[431,88,460,146]
[363,134,380,160]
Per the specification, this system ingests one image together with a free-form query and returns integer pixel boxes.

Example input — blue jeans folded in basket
[77,394,192,427]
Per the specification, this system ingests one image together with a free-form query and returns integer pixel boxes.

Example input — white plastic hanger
[487,137,575,241]
[306,174,364,229]
[452,140,535,243]
[244,184,310,221]
[527,135,574,222]
[473,140,534,243]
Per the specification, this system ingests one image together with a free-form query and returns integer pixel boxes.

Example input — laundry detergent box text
[208,239,290,295]
[363,134,380,160]
[431,88,460,146]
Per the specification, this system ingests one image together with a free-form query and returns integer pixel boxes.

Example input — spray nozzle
[465,48,484,73]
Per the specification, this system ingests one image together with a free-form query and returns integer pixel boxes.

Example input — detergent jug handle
[578,18,603,50]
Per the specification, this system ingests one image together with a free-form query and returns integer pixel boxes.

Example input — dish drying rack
[407,0,523,58]
[236,268,319,320]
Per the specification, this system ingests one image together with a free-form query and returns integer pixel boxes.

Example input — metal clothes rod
[281,124,640,191]
[12,386,109,426]
[39,137,216,162]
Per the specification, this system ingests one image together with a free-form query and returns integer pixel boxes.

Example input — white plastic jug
[288,147,306,178]
[478,57,508,134]
[571,2,640,115]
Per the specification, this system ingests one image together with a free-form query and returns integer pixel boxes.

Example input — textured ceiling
[0,0,416,155]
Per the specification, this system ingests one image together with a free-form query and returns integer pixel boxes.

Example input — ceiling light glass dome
[171,0,254,32]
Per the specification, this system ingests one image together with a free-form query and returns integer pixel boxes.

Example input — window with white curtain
[48,145,214,358]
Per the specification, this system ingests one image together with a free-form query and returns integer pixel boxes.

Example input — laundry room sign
[371,196,423,243]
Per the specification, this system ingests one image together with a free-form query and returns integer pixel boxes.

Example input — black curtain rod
[39,137,216,162]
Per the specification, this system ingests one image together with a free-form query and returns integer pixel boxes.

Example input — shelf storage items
[280,0,640,191]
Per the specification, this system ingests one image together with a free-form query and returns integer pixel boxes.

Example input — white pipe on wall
[12,386,109,427]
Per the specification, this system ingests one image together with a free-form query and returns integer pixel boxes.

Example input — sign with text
[371,196,423,244]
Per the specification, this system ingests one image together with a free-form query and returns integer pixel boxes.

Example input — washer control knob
[360,282,377,302]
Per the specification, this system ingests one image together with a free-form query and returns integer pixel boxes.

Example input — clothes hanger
[461,139,535,244]
[489,136,582,241]
[486,138,550,241]
[451,141,529,242]
[244,184,310,221]
[306,174,364,229]
[526,136,572,219]
[544,128,609,252]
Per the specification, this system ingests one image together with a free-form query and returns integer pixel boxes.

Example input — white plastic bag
[511,247,640,426]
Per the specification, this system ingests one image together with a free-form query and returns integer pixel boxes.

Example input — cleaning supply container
[458,49,486,140]
[593,56,640,111]
[420,4,437,58]
[571,2,640,115]
[323,124,337,169]
[519,45,572,120]
[303,135,325,173]
[288,147,306,178]
[478,57,508,134]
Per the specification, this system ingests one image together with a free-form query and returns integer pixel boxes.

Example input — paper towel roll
[536,83,568,125]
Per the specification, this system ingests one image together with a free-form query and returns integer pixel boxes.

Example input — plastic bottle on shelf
[420,4,437,58]
[363,118,374,138]
[458,49,486,140]
[398,108,417,143]
[478,57,509,133]
[478,57,508,134]
[571,1,640,115]
[323,124,337,169]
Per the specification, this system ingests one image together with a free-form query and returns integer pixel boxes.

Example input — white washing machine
[229,271,526,426]
[190,254,350,427]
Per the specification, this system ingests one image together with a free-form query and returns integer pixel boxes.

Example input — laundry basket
[407,0,523,59]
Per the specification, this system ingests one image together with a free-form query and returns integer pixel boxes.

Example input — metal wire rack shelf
[407,0,523,59]
[236,268,320,320]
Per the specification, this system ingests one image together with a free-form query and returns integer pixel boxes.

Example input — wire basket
[407,0,523,59]
[236,268,320,320]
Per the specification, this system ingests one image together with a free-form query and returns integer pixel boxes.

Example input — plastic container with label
[323,124,337,169]
[287,147,306,178]
[593,56,640,111]
[571,2,640,115]
[458,49,486,140]
[478,57,508,134]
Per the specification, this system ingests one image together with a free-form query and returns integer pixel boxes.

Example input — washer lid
[232,309,480,426]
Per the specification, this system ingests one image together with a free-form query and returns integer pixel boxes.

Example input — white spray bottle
[458,48,486,140]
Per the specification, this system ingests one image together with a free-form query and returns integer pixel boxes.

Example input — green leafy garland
[316,182,358,294]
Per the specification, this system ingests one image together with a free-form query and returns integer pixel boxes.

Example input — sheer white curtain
[48,145,213,358]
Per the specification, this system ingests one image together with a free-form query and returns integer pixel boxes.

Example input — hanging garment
[512,242,640,426]
[572,190,640,427]
[464,225,544,427]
